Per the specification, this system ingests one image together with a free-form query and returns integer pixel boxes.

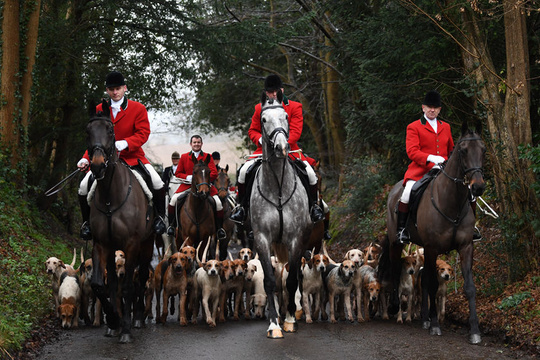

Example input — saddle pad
[87,169,152,204]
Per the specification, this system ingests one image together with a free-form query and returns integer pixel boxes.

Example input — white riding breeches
[78,163,164,196]
[400,180,416,204]
[168,189,222,211]
[238,159,318,185]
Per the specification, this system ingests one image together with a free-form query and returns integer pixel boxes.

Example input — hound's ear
[101,99,110,118]
[277,89,283,103]
[260,91,267,105]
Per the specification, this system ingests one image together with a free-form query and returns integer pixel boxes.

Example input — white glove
[115,140,128,152]
[427,155,445,165]
[186,175,192,183]
[77,158,89,170]
[259,137,263,145]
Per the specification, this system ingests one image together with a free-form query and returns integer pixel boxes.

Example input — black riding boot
[309,184,324,223]
[167,204,176,236]
[396,201,410,244]
[153,187,167,235]
[230,183,246,224]
[79,194,92,240]
[323,212,332,240]
[215,210,226,240]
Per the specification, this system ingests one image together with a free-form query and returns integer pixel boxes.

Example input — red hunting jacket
[403,117,454,185]
[174,151,218,196]
[83,98,151,166]
[248,97,306,160]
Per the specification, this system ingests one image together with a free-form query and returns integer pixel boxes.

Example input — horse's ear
[260,91,267,106]
[474,119,482,135]
[204,155,211,165]
[101,99,110,118]
[277,89,283,104]
[461,120,469,136]
[88,99,97,117]
[225,164,229,172]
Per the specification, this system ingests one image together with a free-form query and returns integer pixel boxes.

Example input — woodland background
[0,0,539,355]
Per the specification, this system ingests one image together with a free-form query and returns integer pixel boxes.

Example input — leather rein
[256,104,298,240]
[430,136,484,237]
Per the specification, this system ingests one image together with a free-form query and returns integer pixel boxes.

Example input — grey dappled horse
[384,121,486,344]
[250,92,313,338]
[87,101,154,343]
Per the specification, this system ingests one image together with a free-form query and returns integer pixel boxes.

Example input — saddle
[243,157,310,198]
[407,167,441,222]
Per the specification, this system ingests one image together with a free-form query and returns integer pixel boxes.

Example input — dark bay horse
[250,92,313,338]
[177,154,215,258]
[214,166,235,260]
[87,101,154,343]
[384,122,486,344]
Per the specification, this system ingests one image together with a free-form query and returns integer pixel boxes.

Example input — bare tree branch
[278,42,342,76]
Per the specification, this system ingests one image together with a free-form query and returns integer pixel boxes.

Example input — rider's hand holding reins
[115,140,128,152]
[427,155,445,165]
[77,158,89,171]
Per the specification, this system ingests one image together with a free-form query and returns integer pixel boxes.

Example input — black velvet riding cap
[105,71,126,88]
[212,151,221,160]
[171,151,180,160]
[423,90,441,107]
[264,74,283,91]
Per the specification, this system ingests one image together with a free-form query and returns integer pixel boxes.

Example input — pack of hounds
[45,242,454,329]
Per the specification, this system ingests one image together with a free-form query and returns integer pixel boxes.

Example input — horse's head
[86,100,115,180]
[455,121,486,197]
[260,91,289,159]
[214,166,230,199]
[190,153,211,199]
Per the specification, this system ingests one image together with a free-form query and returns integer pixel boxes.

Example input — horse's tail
[377,234,391,282]
[272,243,288,264]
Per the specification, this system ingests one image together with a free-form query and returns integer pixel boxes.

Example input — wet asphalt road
[36,313,531,360]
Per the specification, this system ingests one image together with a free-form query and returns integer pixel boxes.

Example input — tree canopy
[1,0,539,273]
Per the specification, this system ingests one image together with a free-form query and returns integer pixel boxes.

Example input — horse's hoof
[469,333,482,345]
[295,310,303,320]
[267,329,284,339]
[422,321,430,330]
[119,333,133,344]
[283,321,298,333]
[104,328,120,337]
[430,326,442,336]
[133,319,142,328]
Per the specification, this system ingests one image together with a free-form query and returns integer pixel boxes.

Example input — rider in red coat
[77,71,166,240]
[166,135,226,240]
[397,90,454,243]
[230,74,324,225]
[396,90,481,242]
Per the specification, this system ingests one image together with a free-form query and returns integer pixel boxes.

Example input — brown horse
[86,101,154,343]
[214,166,235,260]
[383,121,486,344]
[176,154,215,258]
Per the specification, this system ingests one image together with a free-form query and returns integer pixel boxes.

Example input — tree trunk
[20,0,42,131]
[0,0,21,166]
[458,2,538,273]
